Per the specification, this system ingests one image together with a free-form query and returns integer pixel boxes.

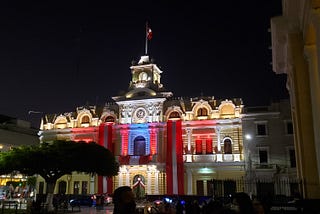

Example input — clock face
[136,109,146,119]
[139,72,148,81]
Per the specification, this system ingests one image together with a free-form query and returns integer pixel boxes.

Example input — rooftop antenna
[145,22,153,55]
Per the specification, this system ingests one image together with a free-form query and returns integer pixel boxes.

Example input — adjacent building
[0,115,39,185]
[242,100,298,198]
[270,0,320,198]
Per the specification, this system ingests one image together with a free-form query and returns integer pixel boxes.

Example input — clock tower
[112,55,172,124]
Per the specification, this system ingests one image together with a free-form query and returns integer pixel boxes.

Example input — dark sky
[0,1,288,127]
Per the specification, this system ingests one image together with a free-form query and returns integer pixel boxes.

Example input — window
[81,181,88,195]
[169,111,180,120]
[80,115,90,127]
[223,139,232,154]
[206,138,213,154]
[259,150,268,164]
[39,182,44,194]
[256,123,267,136]
[197,108,208,117]
[286,121,293,135]
[195,139,202,154]
[73,181,80,195]
[134,136,146,155]
[105,116,115,123]
[81,116,90,124]
[289,149,296,168]
[196,180,204,196]
[58,181,67,194]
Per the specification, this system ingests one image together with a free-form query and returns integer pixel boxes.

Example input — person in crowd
[113,186,136,214]
[230,192,255,214]
[252,199,265,214]
[203,199,223,214]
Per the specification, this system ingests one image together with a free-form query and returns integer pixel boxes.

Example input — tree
[0,140,119,211]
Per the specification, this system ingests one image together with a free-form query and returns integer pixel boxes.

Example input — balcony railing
[183,153,242,163]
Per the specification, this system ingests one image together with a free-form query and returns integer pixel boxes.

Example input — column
[155,172,159,194]
[90,176,95,194]
[215,127,221,151]
[103,176,107,193]
[187,169,193,195]
[147,171,152,194]
[215,127,222,162]
[305,12,320,183]
[186,128,192,162]
[125,166,130,186]
[186,128,192,152]
[119,171,123,186]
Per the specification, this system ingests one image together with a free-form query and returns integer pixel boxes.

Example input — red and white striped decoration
[166,120,184,195]
[98,123,113,194]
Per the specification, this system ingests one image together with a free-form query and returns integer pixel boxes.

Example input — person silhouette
[113,186,136,214]
[230,192,255,214]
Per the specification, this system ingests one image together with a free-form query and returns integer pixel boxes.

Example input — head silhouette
[113,186,136,214]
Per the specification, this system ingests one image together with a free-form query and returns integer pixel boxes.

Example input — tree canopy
[0,140,119,211]
[0,140,119,183]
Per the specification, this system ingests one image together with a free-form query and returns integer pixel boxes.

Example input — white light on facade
[245,134,252,140]
[198,168,214,174]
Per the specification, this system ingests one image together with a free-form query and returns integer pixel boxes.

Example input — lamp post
[244,134,254,197]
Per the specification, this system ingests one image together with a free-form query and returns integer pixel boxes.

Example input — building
[242,100,298,198]
[38,55,298,199]
[0,115,39,185]
[38,55,246,196]
[270,0,320,198]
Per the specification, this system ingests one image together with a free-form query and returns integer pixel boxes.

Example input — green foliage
[6,181,20,188]
[26,176,37,188]
[0,140,119,183]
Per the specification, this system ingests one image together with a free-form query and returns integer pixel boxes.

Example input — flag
[147,26,152,40]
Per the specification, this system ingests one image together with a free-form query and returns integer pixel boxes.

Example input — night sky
[0,1,288,127]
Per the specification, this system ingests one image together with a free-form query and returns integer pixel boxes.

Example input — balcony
[254,163,276,170]
[183,153,242,163]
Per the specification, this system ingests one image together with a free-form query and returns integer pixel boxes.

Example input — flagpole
[145,22,148,55]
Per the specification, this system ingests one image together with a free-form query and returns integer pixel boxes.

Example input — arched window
[81,115,90,124]
[197,108,208,117]
[223,139,232,154]
[134,136,146,156]
[169,111,180,120]
[105,116,115,123]
[58,181,67,194]
[55,118,67,129]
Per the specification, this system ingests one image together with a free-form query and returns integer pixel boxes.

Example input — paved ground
[75,205,114,214]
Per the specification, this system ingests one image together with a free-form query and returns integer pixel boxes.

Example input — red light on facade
[120,125,129,156]
[206,138,213,154]
[150,128,157,155]
[195,139,202,154]
[74,138,92,143]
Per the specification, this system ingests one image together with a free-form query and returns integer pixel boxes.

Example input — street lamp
[244,133,254,197]
[245,134,252,140]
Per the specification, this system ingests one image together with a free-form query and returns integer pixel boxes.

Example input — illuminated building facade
[270,0,320,198]
[38,55,245,196]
